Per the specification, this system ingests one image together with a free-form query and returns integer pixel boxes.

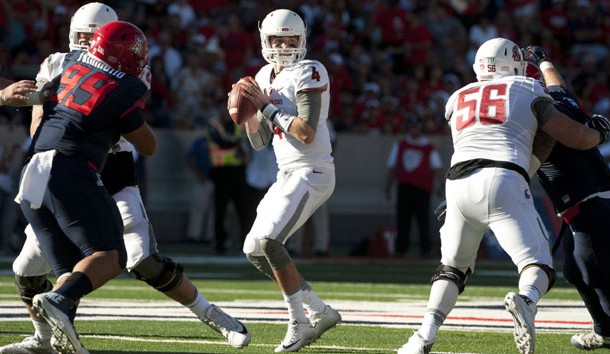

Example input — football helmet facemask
[473,37,526,82]
[259,9,307,67]
[88,21,148,77]
[69,2,118,51]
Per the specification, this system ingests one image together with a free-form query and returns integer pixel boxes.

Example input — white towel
[14,150,56,209]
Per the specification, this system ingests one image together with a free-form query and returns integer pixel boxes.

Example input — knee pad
[260,238,291,270]
[15,274,52,306]
[430,264,471,294]
[246,254,275,281]
[522,263,556,293]
[131,254,184,292]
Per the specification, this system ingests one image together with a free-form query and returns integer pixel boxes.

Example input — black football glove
[522,45,549,66]
[434,199,447,221]
[586,114,610,145]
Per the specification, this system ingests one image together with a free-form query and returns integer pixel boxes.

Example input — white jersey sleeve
[446,76,552,171]
[255,60,333,170]
[36,52,66,87]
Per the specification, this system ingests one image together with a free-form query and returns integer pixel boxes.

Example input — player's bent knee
[260,238,291,270]
[243,235,262,256]
[15,274,52,305]
[431,264,471,294]
[522,263,556,293]
[131,254,184,292]
[246,254,275,280]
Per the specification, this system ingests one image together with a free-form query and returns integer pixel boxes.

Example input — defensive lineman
[237,9,341,352]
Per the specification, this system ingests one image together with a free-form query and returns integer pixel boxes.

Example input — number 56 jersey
[34,50,148,170]
[445,76,551,172]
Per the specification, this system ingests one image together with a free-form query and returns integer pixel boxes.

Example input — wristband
[260,103,296,132]
[539,61,554,71]
[261,103,279,122]
[0,90,4,106]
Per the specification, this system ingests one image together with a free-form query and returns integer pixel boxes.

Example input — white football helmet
[259,9,307,66]
[472,37,526,81]
[69,2,118,51]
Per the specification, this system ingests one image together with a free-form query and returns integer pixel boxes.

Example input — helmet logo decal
[512,45,521,61]
[130,35,145,57]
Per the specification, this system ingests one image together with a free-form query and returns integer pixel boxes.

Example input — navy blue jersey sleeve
[547,85,588,124]
[118,109,146,135]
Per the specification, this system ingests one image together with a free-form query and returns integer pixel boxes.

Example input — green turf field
[0,256,593,353]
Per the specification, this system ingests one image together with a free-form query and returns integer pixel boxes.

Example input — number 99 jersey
[445,76,551,172]
[33,50,148,170]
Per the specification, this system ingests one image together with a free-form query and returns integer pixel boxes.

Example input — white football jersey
[445,76,550,172]
[254,60,333,170]
[35,51,151,155]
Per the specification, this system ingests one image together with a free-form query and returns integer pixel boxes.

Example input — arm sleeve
[296,91,321,130]
[248,112,274,150]
[531,97,558,127]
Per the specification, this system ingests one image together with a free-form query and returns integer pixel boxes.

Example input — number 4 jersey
[33,50,148,170]
[445,76,551,172]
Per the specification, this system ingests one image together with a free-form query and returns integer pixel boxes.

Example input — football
[228,80,257,125]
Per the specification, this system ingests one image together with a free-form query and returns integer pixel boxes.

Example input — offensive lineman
[397,37,610,354]
[0,3,249,354]
[236,9,341,352]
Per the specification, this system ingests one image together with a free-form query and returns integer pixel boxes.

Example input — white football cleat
[397,332,434,354]
[571,332,610,350]
[504,292,536,354]
[202,304,251,348]
[0,335,57,354]
[310,305,341,341]
[274,320,315,352]
[31,293,86,354]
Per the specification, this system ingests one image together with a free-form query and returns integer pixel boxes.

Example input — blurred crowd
[1,0,610,136]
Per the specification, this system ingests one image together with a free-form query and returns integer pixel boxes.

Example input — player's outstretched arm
[523,45,565,87]
[541,110,609,150]
[0,80,41,106]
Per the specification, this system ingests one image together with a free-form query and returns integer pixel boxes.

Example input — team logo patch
[512,45,521,61]
[130,35,145,56]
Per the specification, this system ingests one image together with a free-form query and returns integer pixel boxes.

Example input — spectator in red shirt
[218,12,255,84]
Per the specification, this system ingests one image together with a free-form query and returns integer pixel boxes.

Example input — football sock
[427,279,459,316]
[185,290,212,321]
[518,266,548,303]
[55,272,93,302]
[32,317,52,340]
[418,280,457,341]
[283,289,308,323]
[301,283,326,314]
[418,311,444,341]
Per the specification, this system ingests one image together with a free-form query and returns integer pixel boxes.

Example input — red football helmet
[525,62,543,83]
[88,21,148,77]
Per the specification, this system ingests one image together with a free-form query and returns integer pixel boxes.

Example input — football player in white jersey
[0,3,250,354]
[236,9,341,353]
[397,37,610,354]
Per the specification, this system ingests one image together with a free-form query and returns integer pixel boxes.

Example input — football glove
[522,45,549,66]
[586,114,610,145]
[434,199,447,221]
